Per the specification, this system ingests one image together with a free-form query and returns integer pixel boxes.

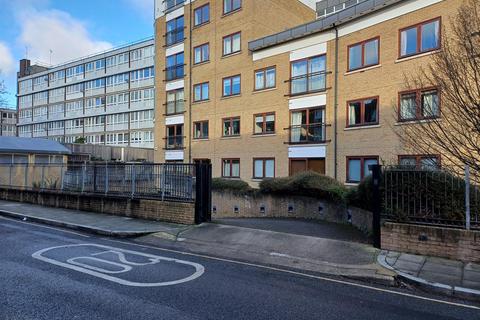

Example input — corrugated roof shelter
[0,137,71,155]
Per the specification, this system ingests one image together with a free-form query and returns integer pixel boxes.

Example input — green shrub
[345,176,374,211]
[259,171,348,204]
[212,178,253,194]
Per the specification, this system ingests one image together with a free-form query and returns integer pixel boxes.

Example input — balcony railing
[165,28,185,47]
[166,100,185,115]
[165,65,185,81]
[165,135,184,150]
[287,123,329,144]
[165,0,185,12]
[288,71,327,96]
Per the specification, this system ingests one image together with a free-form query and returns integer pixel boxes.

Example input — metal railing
[166,99,185,115]
[0,163,196,202]
[382,165,479,230]
[165,28,185,47]
[287,123,328,144]
[289,71,327,96]
[165,135,184,150]
[165,65,184,81]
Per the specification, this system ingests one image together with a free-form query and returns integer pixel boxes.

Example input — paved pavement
[214,218,371,243]
[0,200,188,237]
[0,216,479,319]
[379,251,480,297]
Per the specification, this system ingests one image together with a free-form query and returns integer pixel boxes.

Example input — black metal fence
[382,165,479,230]
[0,163,198,202]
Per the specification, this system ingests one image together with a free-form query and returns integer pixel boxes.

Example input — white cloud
[125,0,154,21]
[0,42,15,76]
[16,7,113,66]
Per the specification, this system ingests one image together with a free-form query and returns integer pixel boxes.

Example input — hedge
[211,178,253,194]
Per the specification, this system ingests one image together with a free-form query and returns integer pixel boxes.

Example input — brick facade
[381,222,480,262]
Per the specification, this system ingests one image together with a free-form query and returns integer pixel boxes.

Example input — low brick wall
[381,222,480,262]
[0,188,195,225]
[212,191,372,233]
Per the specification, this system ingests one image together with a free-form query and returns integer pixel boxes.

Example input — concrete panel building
[0,108,17,136]
[16,38,155,149]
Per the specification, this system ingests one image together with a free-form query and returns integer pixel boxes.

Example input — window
[166,16,184,46]
[254,113,275,134]
[223,117,240,136]
[165,0,185,11]
[290,55,326,95]
[193,82,209,102]
[95,59,105,70]
[166,52,184,81]
[399,88,439,121]
[347,97,378,127]
[223,75,241,96]
[222,159,240,178]
[347,156,379,183]
[223,32,241,56]
[254,67,276,90]
[399,155,440,170]
[194,43,209,64]
[348,37,379,71]
[400,18,440,58]
[223,0,241,15]
[194,4,210,26]
[166,89,185,115]
[290,107,325,143]
[193,121,209,139]
[166,124,184,149]
[253,158,275,179]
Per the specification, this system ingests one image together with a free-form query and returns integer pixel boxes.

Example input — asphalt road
[0,216,478,320]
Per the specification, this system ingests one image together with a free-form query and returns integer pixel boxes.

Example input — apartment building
[0,108,17,137]
[155,0,459,185]
[154,0,316,166]
[16,38,155,148]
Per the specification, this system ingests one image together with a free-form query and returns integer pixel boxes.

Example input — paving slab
[0,200,188,237]
[422,260,463,276]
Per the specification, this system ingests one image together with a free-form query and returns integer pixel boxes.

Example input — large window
[193,121,209,139]
[166,16,184,46]
[290,55,326,95]
[166,124,184,149]
[223,117,240,136]
[222,159,240,178]
[347,97,378,127]
[166,52,184,81]
[194,4,210,26]
[165,0,185,11]
[347,156,379,183]
[194,43,209,64]
[399,88,439,121]
[253,158,275,179]
[166,89,184,115]
[254,113,275,135]
[223,32,241,56]
[223,0,241,14]
[193,82,209,102]
[348,37,379,71]
[399,155,440,170]
[223,75,241,97]
[400,18,440,58]
[290,107,325,143]
[254,67,276,91]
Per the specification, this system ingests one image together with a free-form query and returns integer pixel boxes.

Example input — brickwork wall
[212,191,372,233]
[0,188,196,225]
[381,222,480,262]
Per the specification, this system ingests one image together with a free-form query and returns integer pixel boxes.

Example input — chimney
[19,59,31,78]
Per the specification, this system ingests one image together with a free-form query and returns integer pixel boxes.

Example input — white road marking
[0,215,90,238]
[105,238,480,311]
[32,243,204,287]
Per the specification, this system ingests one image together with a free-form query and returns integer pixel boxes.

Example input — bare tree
[0,76,7,108]
[396,0,480,178]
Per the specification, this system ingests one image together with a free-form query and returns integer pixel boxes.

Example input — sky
[0,0,155,108]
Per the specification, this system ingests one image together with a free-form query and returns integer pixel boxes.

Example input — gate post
[194,163,212,224]
[371,164,382,249]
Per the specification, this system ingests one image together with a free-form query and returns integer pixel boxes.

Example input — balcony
[165,135,184,150]
[165,28,185,47]
[166,99,185,115]
[165,0,184,12]
[287,123,329,144]
[165,65,184,82]
[289,71,327,96]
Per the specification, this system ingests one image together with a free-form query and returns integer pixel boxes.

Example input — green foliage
[212,178,253,194]
[259,171,348,204]
[345,176,374,211]
[74,137,86,144]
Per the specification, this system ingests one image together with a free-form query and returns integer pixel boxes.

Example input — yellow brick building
[154,0,460,185]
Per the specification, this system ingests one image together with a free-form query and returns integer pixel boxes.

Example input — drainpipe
[333,25,339,180]
[187,1,193,163]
